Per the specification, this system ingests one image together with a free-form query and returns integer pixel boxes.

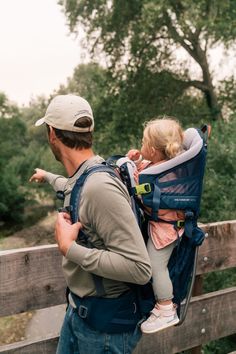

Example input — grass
[0,312,33,346]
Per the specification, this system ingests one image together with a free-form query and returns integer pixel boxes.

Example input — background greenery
[0,1,235,352]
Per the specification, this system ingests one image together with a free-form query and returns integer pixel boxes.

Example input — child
[127,117,185,333]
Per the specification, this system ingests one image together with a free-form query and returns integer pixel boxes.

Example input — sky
[0,0,87,106]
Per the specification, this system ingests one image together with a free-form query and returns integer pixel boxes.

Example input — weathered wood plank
[0,220,235,317]
[1,287,235,354]
[197,220,236,275]
[134,287,236,354]
[0,245,66,317]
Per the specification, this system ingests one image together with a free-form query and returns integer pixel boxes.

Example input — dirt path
[0,211,56,251]
[25,305,66,340]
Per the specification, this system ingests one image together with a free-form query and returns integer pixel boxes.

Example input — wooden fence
[0,220,236,354]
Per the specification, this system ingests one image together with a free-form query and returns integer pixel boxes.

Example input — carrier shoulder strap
[69,163,119,297]
[70,163,118,223]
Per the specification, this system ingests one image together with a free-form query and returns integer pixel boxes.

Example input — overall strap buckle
[135,183,152,195]
[78,305,88,319]
[176,220,185,228]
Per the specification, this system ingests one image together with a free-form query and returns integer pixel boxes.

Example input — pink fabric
[148,211,184,249]
[135,159,184,250]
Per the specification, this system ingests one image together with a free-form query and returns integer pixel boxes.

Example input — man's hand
[29,168,47,183]
[55,212,82,256]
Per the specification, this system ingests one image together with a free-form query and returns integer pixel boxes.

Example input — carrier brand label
[174,198,196,202]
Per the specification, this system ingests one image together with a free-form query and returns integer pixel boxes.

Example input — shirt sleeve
[44,172,68,192]
[66,173,152,285]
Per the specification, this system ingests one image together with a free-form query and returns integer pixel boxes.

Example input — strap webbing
[150,185,161,221]
[70,164,118,297]
[70,164,118,223]
[184,211,195,238]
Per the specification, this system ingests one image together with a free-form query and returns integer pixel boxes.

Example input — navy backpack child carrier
[61,124,209,332]
[113,125,209,324]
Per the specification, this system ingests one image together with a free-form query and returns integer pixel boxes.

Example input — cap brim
[35,117,45,127]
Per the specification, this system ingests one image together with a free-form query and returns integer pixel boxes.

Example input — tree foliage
[57,63,109,131]
[0,92,19,119]
[0,94,63,225]
[200,117,236,223]
[0,114,27,223]
[59,0,236,120]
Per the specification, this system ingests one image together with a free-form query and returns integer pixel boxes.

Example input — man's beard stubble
[50,142,62,162]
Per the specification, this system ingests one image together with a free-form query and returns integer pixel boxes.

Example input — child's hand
[127,149,141,161]
[29,168,47,183]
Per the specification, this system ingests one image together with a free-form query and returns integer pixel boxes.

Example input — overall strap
[70,164,118,297]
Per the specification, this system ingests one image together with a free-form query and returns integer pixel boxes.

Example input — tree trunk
[204,88,222,120]
[198,52,223,120]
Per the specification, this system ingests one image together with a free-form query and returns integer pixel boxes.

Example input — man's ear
[48,126,56,143]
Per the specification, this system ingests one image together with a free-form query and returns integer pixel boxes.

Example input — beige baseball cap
[35,94,94,132]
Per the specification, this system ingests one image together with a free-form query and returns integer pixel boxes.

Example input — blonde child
[127,117,185,333]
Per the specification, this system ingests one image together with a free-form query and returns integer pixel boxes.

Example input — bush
[200,117,236,223]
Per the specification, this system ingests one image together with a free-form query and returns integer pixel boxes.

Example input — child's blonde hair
[143,116,184,159]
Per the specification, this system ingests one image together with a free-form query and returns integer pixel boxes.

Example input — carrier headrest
[183,128,202,150]
[139,128,203,175]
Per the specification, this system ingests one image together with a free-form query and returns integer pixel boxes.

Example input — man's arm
[29,168,67,192]
[56,173,152,285]
[44,171,68,192]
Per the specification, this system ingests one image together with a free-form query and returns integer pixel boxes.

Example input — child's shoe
[141,303,179,334]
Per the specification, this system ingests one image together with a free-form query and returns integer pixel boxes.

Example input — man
[32,94,152,354]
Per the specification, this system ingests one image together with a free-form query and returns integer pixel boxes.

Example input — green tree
[0,92,19,119]
[59,0,236,120]
[20,96,65,193]
[57,63,109,132]
[0,93,51,224]
[200,116,236,223]
[0,115,27,223]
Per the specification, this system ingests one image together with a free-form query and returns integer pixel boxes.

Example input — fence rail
[0,220,236,353]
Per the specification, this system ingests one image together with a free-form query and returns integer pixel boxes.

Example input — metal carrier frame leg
[177,246,199,326]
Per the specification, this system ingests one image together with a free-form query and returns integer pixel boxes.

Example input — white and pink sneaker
[141,303,179,334]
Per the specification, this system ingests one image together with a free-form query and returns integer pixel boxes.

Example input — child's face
[141,137,153,161]
[141,132,165,163]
